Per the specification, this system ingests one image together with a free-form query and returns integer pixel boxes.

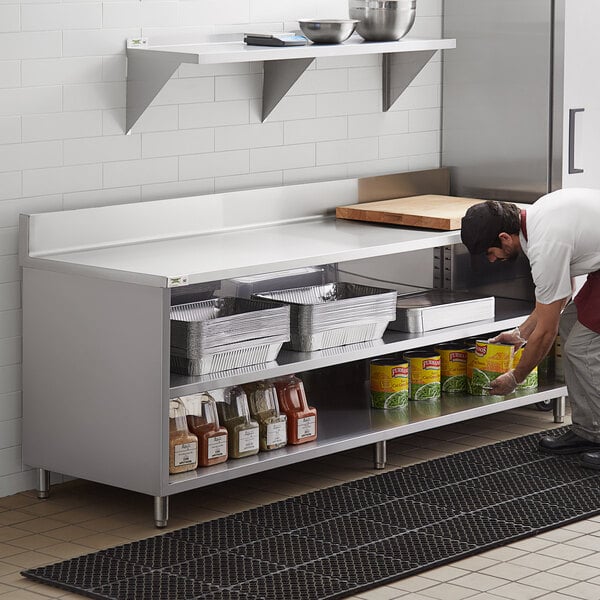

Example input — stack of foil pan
[170,297,290,376]
[253,283,397,351]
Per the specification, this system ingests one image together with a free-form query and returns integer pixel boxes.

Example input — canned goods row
[370,336,538,409]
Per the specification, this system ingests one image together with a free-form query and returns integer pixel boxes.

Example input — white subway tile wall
[0,0,443,496]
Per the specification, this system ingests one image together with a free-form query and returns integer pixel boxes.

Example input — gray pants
[560,302,600,442]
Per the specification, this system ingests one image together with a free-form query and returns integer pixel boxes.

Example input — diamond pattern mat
[23,425,600,600]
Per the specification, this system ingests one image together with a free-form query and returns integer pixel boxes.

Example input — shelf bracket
[382,50,436,112]
[262,57,315,121]
[126,46,197,134]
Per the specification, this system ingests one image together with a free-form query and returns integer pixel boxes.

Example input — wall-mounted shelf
[125,36,456,134]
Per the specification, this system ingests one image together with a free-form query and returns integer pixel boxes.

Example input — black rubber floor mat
[23,425,600,600]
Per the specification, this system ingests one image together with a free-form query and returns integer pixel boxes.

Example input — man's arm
[489,298,565,395]
[512,299,563,382]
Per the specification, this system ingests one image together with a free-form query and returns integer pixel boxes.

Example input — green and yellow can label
[435,342,467,394]
[370,359,409,409]
[466,346,476,394]
[404,350,441,401]
[471,340,514,395]
[513,346,538,390]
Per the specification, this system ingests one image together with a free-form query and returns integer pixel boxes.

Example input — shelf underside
[170,297,534,396]
[168,381,566,494]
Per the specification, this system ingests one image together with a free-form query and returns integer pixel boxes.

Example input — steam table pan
[387,290,496,333]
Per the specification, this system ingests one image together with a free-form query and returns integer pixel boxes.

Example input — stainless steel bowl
[349,0,416,42]
[298,19,359,44]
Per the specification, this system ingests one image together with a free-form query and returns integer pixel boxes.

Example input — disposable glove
[489,326,526,349]
[488,370,518,396]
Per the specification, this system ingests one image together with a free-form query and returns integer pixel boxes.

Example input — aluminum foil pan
[170,340,285,376]
[253,283,397,351]
[170,297,290,352]
[253,283,397,334]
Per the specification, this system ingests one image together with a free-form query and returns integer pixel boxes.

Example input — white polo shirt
[520,188,600,305]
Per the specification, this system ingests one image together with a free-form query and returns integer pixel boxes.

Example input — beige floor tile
[0,561,20,581]
[39,542,96,560]
[450,555,500,572]
[480,562,537,581]
[0,529,33,545]
[1,550,57,570]
[0,544,25,560]
[0,589,56,599]
[518,572,578,592]
[508,537,556,552]
[450,572,508,592]
[0,581,17,594]
[0,571,37,589]
[557,581,600,600]
[0,497,38,512]
[538,529,584,543]
[389,575,438,593]
[573,553,600,569]
[479,546,528,561]
[564,520,600,534]
[538,544,595,561]
[564,535,600,552]
[535,594,584,600]
[508,553,566,571]
[355,586,407,599]
[12,519,69,535]
[560,561,600,580]
[42,525,96,543]
[69,532,131,551]
[0,514,36,528]
[416,582,476,599]
[418,566,467,583]
[17,581,65,597]
[7,534,80,553]
[487,581,547,599]
[76,510,150,533]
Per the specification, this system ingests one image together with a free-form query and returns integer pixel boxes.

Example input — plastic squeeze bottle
[272,374,317,444]
[182,392,228,467]
[243,380,287,450]
[168,398,198,474]
[216,386,260,458]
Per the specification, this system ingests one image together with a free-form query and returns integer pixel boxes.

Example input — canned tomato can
[466,346,476,394]
[403,350,441,401]
[471,340,514,395]
[513,346,538,390]
[370,358,409,409]
[434,342,467,394]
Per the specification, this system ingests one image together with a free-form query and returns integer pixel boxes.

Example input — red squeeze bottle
[272,374,317,444]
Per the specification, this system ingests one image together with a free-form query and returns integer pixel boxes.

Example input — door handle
[568,108,584,174]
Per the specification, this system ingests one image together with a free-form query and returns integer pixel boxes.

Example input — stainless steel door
[442,0,553,202]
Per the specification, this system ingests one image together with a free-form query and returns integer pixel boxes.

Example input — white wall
[0,0,443,496]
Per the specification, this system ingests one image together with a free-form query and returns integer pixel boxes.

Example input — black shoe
[538,430,600,455]
[580,450,600,470]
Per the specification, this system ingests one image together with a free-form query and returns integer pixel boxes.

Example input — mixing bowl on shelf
[349,0,417,42]
[298,19,360,44]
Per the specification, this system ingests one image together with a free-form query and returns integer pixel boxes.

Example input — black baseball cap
[461,201,509,255]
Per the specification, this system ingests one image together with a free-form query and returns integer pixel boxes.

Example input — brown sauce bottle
[272,374,317,445]
[181,392,228,467]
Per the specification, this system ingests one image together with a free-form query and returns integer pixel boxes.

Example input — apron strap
[520,209,528,241]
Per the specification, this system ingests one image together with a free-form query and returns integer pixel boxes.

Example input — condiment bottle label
[208,435,227,459]
[174,442,197,467]
[297,416,316,439]
[267,421,287,447]
[238,428,259,453]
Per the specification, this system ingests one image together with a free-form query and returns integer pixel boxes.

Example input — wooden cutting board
[336,194,486,230]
